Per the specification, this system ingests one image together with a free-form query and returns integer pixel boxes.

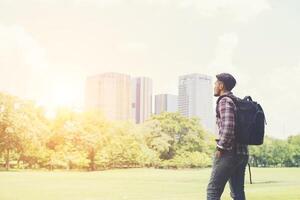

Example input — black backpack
[217,95,266,145]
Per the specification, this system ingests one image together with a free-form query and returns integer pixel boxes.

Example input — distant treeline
[0,93,299,171]
[250,136,300,167]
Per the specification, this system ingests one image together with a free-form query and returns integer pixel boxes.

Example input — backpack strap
[216,94,238,106]
[248,163,253,184]
[243,96,253,101]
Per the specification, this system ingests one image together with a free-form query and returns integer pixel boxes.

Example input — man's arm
[217,97,235,151]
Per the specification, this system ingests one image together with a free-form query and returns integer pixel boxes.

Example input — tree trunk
[89,148,96,171]
[5,149,10,171]
[17,154,23,169]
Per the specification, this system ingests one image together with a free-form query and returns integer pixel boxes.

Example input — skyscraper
[131,77,153,123]
[178,73,214,132]
[155,94,178,115]
[85,72,131,121]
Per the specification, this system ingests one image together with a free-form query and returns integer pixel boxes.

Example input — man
[207,73,249,200]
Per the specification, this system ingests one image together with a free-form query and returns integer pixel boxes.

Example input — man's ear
[219,82,224,90]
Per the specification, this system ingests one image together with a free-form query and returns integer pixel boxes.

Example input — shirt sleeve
[217,97,236,150]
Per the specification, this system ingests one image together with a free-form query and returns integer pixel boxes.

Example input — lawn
[0,168,299,200]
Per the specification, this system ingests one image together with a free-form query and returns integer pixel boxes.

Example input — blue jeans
[207,150,249,200]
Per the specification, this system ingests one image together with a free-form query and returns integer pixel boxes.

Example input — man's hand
[216,149,224,158]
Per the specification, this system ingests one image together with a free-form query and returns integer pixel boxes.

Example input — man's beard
[214,93,220,97]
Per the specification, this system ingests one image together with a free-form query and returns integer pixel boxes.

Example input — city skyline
[86,73,153,123]
[1,0,300,139]
[85,72,214,131]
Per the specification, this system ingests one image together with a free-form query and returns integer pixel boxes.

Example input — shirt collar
[220,91,233,97]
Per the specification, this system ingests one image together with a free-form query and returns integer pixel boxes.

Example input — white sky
[0,0,300,138]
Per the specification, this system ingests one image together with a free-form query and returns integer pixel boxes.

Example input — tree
[145,112,212,166]
[0,94,30,170]
[287,135,300,167]
[0,93,49,170]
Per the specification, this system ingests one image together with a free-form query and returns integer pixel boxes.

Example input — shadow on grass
[252,181,280,184]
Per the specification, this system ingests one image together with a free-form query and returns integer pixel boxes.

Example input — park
[1,168,300,200]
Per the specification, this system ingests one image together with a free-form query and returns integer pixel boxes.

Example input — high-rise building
[178,73,214,132]
[131,77,153,123]
[155,94,178,115]
[85,72,131,121]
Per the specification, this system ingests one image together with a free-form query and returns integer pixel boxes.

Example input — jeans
[207,150,249,200]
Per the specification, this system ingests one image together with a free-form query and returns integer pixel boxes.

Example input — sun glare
[39,75,84,118]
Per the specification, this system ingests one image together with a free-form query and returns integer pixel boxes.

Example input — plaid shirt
[216,92,248,155]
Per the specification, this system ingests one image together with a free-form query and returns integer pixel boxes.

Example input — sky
[0,0,300,139]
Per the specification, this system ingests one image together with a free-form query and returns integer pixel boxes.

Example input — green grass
[0,168,299,200]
